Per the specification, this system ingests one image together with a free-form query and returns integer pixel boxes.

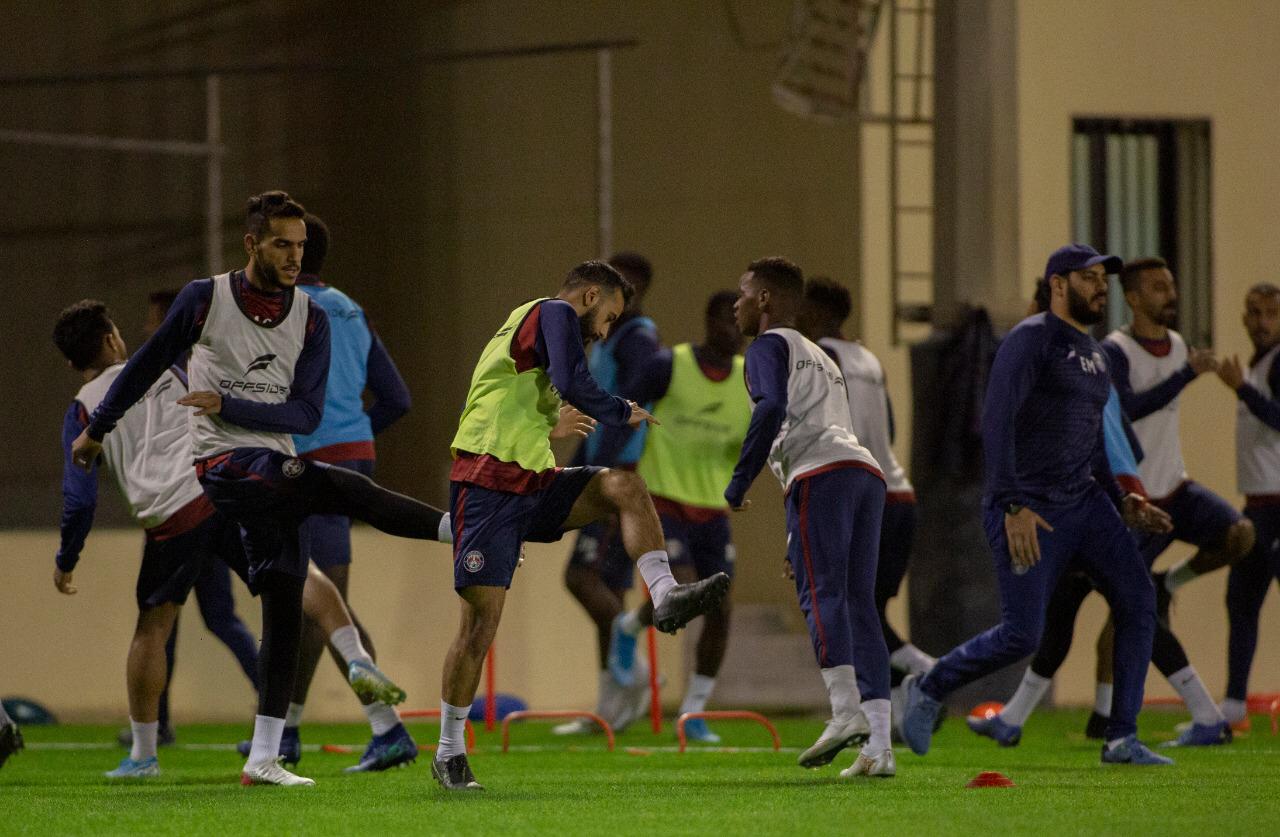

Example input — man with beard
[1216,283,1280,726]
[1099,257,1252,744]
[437,260,729,790]
[901,244,1175,765]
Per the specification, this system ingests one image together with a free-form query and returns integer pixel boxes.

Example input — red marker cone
[966,771,1015,788]
[969,701,1005,720]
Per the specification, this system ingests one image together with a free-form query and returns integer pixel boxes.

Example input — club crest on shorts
[463,550,485,573]
[281,458,305,479]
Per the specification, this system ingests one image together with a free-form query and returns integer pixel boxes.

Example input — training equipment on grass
[501,711,616,752]
[966,771,1015,788]
[675,711,780,753]
[969,701,1004,720]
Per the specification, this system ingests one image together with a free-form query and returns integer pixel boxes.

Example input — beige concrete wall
[1014,0,1280,704]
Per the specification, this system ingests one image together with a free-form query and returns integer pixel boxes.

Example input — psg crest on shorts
[463,550,485,573]
[281,458,305,479]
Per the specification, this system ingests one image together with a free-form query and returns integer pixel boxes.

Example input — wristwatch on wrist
[1004,502,1024,517]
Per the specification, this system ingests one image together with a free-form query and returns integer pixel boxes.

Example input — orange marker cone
[969,701,1005,720]
[966,771,1015,788]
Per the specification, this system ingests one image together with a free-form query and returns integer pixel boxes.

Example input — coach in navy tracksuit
[901,244,1175,765]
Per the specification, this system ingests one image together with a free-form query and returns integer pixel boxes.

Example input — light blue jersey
[293,282,373,455]
[583,315,658,465]
[1102,385,1139,480]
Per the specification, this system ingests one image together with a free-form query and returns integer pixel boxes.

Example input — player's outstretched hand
[551,404,597,439]
[1005,507,1053,571]
[70,429,102,471]
[1216,355,1245,390]
[625,401,660,428]
[53,569,77,595]
[1188,346,1218,376]
[177,391,223,417]
[1122,493,1173,534]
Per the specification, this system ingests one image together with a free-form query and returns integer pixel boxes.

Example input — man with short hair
[900,244,1174,765]
[70,191,451,786]
[1099,257,1252,744]
[437,260,728,790]
[726,257,894,778]
[607,291,751,743]
[1215,282,1280,726]
[798,277,934,683]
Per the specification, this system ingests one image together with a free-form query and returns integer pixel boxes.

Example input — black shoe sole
[654,573,730,634]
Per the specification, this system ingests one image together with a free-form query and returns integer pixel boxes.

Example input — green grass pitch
[2,709,1277,835]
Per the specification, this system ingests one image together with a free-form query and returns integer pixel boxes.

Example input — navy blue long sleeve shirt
[983,312,1123,510]
[87,273,331,441]
[1238,349,1280,432]
[364,327,411,435]
[533,300,632,426]
[725,333,790,508]
[1101,339,1197,422]
[57,402,97,572]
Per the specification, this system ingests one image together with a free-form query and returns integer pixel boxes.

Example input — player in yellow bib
[608,292,751,743]
[433,261,730,791]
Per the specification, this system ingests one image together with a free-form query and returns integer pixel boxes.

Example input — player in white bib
[724,257,894,778]
[1101,257,1253,745]
[799,277,935,685]
[69,192,452,786]
[1214,283,1280,726]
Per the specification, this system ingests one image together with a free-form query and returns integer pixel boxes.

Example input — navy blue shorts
[1137,480,1242,567]
[300,459,374,569]
[137,510,250,610]
[660,508,734,581]
[567,519,635,590]
[450,467,602,590]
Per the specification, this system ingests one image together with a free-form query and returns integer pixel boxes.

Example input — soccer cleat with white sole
[105,756,159,779]
[241,758,316,786]
[1100,735,1174,766]
[653,573,730,634]
[840,748,896,778]
[551,719,598,736]
[348,660,407,706]
[432,754,483,790]
[798,712,870,768]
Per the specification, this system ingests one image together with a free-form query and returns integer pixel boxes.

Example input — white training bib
[188,272,309,458]
[1104,328,1189,499]
[819,337,912,494]
[1237,344,1280,496]
[76,364,204,528]
[762,328,880,492]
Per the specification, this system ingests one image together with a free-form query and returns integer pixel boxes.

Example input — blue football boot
[900,674,942,755]
[344,724,419,773]
[682,718,722,745]
[1101,735,1174,765]
[105,756,160,778]
[966,713,1022,747]
[607,614,639,688]
[1168,720,1232,747]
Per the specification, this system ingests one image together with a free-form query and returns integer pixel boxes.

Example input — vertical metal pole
[888,2,900,344]
[596,49,614,259]
[205,74,223,275]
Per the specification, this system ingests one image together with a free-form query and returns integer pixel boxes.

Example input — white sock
[999,670,1052,727]
[130,719,158,761]
[284,702,305,728]
[820,665,862,723]
[860,698,891,754]
[1168,665,1224,726]
[636,550,677,607]
[619,609,644,637]
[678,674,716,716]
[1164,561,1197,592]
[888,643,936,676]
[363,702,401,736]
[1094,682,1113,718]
[1221,697,1247,724]
[438,512,453,544]
[330,625,374,667]
[246,714,285,767]
[437,700,470,760]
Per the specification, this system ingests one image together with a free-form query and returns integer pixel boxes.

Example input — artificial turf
[2,708,1276,836]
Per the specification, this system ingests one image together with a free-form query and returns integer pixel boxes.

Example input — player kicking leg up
[71,193,451,786]
[900,245,1174,765]
[723,258,893,777]
[434,261,729,791]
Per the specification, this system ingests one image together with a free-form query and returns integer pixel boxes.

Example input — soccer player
[53,299,411,779]
[798,277,935,683]
[900,244,1175,765]
[607,291,751,743]
[724,258,894,778]
[560,252,661,735]
[437,260,729,790]
[1099,257,1252,744]
[284,213,417,771]
[69,192,451,786]
[1216,282,1280,726]
[0,702,20,770]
